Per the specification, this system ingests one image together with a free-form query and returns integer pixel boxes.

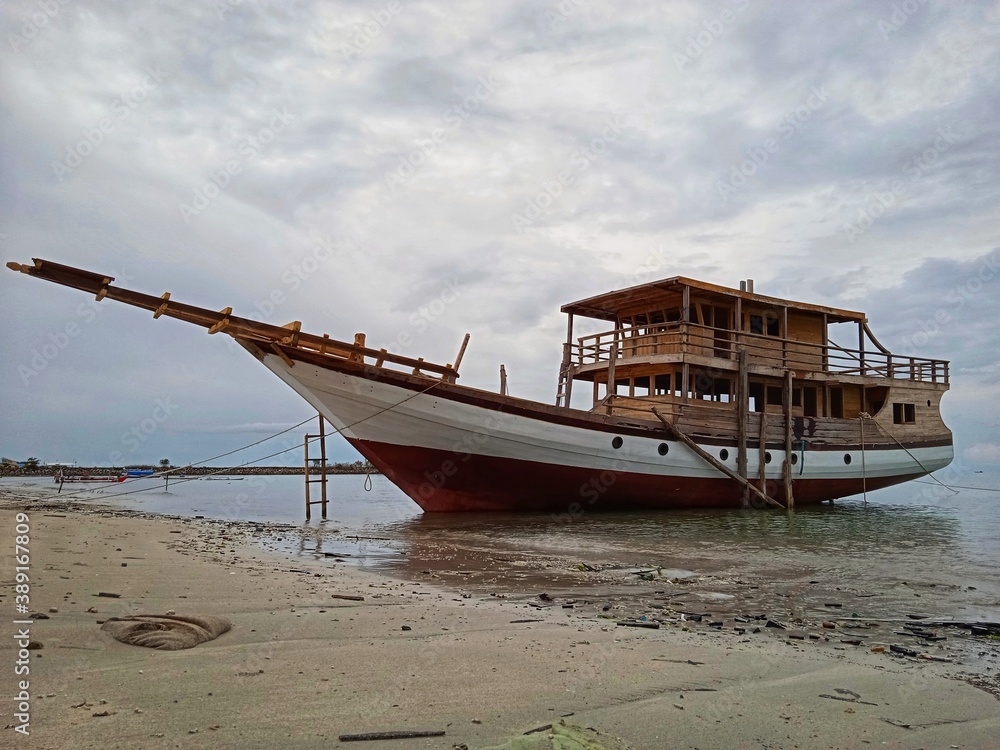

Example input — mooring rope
[44,380,442,503]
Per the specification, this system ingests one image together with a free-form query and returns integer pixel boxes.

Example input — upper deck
[559,275,948,387]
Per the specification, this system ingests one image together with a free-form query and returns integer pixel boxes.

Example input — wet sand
[2,488,999,750]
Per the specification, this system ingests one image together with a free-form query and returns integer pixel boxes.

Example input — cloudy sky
[1,0,998,470]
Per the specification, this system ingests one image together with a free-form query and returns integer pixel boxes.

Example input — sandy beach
[2,488,999,750]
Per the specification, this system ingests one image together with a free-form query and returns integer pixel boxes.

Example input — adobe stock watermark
[107,397,181,466]
[179,108,295,223]
[223,235,355,355]
[544,0,586,30]
[384,73,499,191]
[716,85,830,201]
[339,1,404,61]
[898,249,1000,356]
[7,0,72,52]
[510,114,625,233]
[842,125,958,243]
[51,66,169,182]
[673,0,750,70]
[215,0,244,21]
[877,0,929,40]
[18,268,136,384]
[378,277,461,357]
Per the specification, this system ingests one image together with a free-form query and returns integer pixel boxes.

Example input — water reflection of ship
[382,502,961,578]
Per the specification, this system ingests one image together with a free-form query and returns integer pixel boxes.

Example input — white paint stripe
[262,355,953,482]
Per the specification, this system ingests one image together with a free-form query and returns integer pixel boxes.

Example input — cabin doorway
[712,306,732,358]
[803,387,818,418]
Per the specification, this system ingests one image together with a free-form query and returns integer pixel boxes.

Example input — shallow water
[5,468,999,621]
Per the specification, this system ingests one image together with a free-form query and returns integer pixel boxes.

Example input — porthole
[790,453,798,465]
[719,449,729,461]
[612,436,623,450]
[764,451,772,464]
[658,442,669,456]
[927,400,931,407]
[844,453,852,465]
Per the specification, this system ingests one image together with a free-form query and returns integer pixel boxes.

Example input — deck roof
[560,276,866,323]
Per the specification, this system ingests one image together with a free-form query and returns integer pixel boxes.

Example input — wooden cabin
[557,277,950,450]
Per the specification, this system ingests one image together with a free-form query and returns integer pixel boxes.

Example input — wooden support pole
[499,364,507,396]
[737,348,749,508]
[606,343,618,415]
[319,414,328,519]
[304,432,312,521]
[758,410,768,495]
[452,333,471,380]
[652,408,784,510]
[783,369,794,509]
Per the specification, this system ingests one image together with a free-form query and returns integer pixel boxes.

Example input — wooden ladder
[304,414,329,520]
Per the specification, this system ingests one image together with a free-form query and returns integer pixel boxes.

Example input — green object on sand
[479,721,630,750]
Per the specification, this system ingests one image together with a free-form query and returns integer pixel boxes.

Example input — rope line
[54,380,442,503]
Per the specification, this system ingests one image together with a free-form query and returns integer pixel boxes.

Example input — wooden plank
[8,258,460,379]
[453,333,471,374]
[652,408,784,510]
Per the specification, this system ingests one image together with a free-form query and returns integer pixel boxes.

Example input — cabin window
[634,376,650,397]
[766,386,783,407]
[749,382,764,412]
[693,373,731,402]
[654,374,671,395]
[830,387,844,419]
[615,378,629,396]
[748,313,780,336]
[892,403,915,424]
[792,388,802,408]
[665,308,681,322]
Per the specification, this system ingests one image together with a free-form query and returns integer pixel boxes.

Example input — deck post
[500,364,508,396]
[858,320,865,376]
[783,369,794,509]
[452,333,471,382]
[652,408,784,510]
[606,343,618,415]
[737,348,749,508]
[757,410,769,508]
[782,306,788,368]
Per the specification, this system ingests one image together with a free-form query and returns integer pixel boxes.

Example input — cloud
[964,443,1000,466]
[1,0,998,466]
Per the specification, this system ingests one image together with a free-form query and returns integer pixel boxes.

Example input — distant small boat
[126,469,155,477]
[205,476,244,481]
[55,470,127,484]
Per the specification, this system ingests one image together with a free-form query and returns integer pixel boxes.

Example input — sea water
[4,469,998,621]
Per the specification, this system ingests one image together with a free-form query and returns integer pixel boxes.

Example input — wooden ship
[8,259,952,512]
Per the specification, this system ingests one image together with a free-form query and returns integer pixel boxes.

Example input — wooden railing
[8,258,462,381]
[574,322,949,384]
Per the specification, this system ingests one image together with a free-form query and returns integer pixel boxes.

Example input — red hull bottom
[348,439,915,512]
